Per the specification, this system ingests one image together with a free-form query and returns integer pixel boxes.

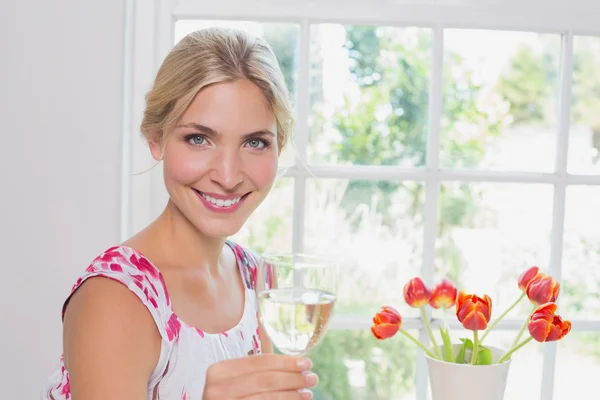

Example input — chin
[193,218,247,239]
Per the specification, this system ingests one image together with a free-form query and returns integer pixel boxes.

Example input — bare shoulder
[63,277,161,399]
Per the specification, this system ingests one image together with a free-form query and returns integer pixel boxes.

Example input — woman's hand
[203,353,317,399]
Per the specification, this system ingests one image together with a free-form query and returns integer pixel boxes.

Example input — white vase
[426,344,511,400]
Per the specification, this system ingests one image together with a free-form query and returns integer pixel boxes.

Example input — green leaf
[476,346,493,365]
[439,326,454,362]
[460,337,474,349]
[455,338,469,364]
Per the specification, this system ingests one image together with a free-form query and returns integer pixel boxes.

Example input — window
[125,1,600,399]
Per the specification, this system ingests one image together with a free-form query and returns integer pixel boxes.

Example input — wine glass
[256,253,337,356]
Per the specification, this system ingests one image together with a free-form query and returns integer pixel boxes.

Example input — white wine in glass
[256,253,337,356]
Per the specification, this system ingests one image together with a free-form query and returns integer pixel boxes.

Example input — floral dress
[42,241,263,400]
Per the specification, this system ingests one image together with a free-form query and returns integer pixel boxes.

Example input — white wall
[0,1,125,398]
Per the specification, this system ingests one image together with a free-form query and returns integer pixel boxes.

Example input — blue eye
[187,135,206,146]
[247,139,267,149]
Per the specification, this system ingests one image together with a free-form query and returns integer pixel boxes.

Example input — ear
[148,137,164,161]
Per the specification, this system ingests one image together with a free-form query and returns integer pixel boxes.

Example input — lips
[192,189,249,212]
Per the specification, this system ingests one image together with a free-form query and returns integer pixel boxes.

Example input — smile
[193,189,249,213]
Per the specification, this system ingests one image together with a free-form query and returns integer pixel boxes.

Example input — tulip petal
[403,277,432,308]
[528,303,571,342]
[528,319,549,342]
[372,323,399,340]
[462,310,489,331]
[518,266,540,292]
[430,278,458,309]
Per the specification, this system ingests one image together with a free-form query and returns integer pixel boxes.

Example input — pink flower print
[133,279,144,291]
[195,328,205,338]
[159,273,171,305]
[55,373,71,399]
[71,277,83,292]
[99,248,123,262]
[110,263,123,272]
[248,265,257,289]
[129,254,159,279]
[148,279,159,297]
[221,331,229,338]
[266,264,275,287]
[248,334,261,356]
[85,264,96,273]
[143,287,158,308]
[182,389,188,400]
[166,313,181,341]
[240,330,244,340]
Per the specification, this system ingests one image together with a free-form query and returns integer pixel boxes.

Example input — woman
[43,27,317,399]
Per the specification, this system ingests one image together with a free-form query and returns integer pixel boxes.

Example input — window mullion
[416,24,444,400]
[541,31,573,400]
[292,18,311,254]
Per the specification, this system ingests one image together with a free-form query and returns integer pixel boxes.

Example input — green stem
[399,329,438,359]
[420,306,442,359]
[498,336,534,364]
[511,305,536,348]
[481,292,526,343]
[442,307,448,331]
[440,307,454,362]
[471,330,479,365]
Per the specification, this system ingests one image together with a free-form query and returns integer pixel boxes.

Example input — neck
[147,200,227,273]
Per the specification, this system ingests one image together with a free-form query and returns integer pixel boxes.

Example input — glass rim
[261,252,335,269]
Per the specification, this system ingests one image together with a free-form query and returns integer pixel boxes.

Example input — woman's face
[150,79,279,238]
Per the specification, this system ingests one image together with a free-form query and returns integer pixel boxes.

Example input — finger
[203,371,317,400]
[228,371,318,398]
[207,354,312,382]
[241,389,313,400]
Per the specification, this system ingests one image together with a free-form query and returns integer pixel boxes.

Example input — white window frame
[122,1,600,398]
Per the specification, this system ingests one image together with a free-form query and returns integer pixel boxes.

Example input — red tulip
[518,266,540,292]
[526,274,560,306]
[528,302,571,342]
[456,291,492,331]
[371,306,402,340]
[403,277,432,308]
[429,278,458,309]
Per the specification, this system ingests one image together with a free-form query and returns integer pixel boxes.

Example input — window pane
[568,36,600,174]
[442,29,561,171]
[562,186,600,319]
[304,179,424,316]
[231,177,293,253]
[555,333,600,399]
[173,20,299,164]
[310,329,418,400]
[309,24,432,167]
[435,183,553,318]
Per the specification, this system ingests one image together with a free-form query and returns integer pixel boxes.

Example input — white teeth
[199,192,242,208]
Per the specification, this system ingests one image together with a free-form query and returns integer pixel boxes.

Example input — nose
[209,148,244,190]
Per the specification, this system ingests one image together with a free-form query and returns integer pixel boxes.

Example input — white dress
[42,241,263,400]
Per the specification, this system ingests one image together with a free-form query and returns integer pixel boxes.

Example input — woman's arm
[63,277,161,399]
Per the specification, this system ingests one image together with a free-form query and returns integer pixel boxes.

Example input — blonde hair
[140,27,294,150]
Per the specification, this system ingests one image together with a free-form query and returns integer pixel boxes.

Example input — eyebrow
[177,122,276,139]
